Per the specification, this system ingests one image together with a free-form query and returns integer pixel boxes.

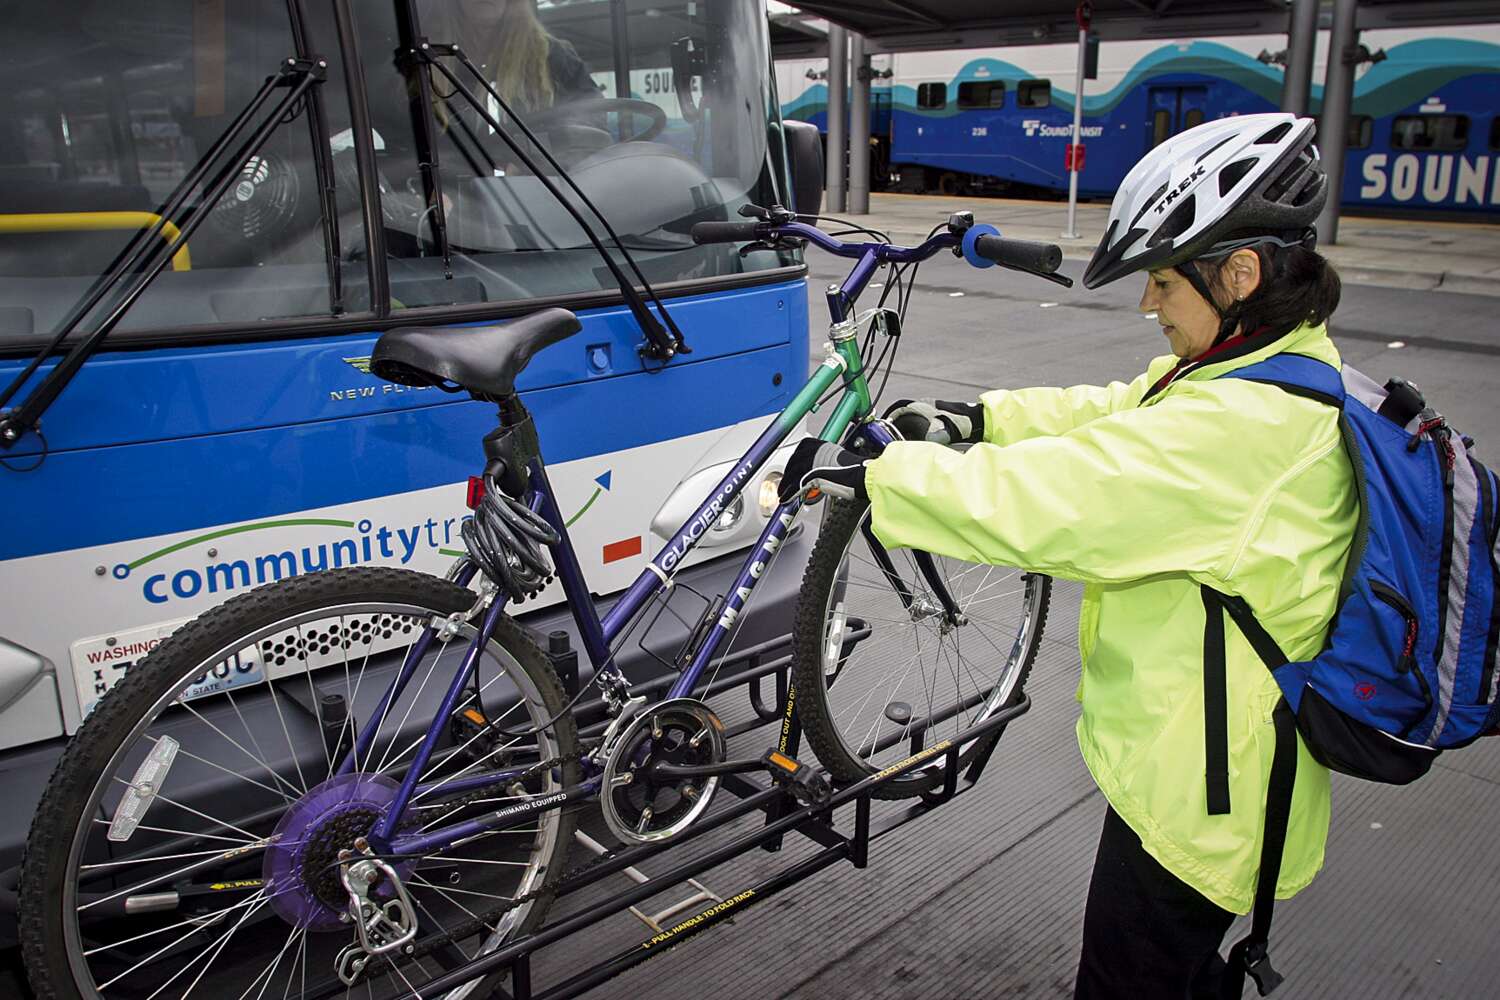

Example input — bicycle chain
[350,743,610,987]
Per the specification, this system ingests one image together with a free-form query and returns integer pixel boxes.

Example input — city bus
[0,0,818,941]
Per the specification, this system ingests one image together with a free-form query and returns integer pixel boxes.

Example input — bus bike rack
[391,654,1034,1000]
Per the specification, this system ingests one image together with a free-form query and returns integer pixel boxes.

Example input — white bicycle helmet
[1082,113,1327,292]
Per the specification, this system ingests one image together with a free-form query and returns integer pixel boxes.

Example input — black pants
[1073,807,1238,1000]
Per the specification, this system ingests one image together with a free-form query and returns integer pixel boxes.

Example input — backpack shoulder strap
[1217,353,1345,409]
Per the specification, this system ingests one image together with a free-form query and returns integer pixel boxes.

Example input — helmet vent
[1257,122,1292,145]
[1266,149,1314,203]
[1219,158,1256,196]
[1147,196,1195,247]
[1196,135,1236,164]
[1131,182,1170,227]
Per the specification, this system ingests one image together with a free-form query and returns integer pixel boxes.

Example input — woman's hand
[882,398,985,445]
[777,439,867,505]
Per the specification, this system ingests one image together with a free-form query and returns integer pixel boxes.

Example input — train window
[1348,116,1373,149]
[957,81,1005,110]
[1152,110,1172,148]
[0,1,368,346]
[917,83,947,110]
[1018,80,1051,108]
[1184,108,1205,130]
[1391,115,1470,151]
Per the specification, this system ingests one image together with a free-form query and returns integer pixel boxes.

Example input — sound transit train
[777,29,1500,218]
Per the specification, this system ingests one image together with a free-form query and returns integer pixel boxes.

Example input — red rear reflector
[602,536,642,564]
[466,476,486,510]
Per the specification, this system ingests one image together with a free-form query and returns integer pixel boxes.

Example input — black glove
[882,398,984,445]
[777,438,868,505]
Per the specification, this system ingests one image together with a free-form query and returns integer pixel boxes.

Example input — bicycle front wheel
[791,498,1050,798]
[20,566,578,1000]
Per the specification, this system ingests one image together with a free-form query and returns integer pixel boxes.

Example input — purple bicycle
[20,206,1065,1000]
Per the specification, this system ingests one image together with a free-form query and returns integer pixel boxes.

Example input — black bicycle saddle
[371,307,582,398]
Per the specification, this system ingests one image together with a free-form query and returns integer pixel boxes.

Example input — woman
[425,0,600,120]
[781,113,1353,998]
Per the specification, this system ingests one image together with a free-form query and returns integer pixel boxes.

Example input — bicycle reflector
[466,475,487,510]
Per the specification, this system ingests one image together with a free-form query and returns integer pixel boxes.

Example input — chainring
[599,698,726,844]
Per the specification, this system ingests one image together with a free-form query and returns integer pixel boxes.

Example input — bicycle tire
[20,566,578,1000]
[791,498,1050,798]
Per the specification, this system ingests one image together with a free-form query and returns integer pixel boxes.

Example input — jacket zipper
[1371,581,1431,719]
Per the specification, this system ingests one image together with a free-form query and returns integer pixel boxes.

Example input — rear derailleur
[335,842,420,985]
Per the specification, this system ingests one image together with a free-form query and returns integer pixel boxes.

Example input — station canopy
[772,0,1500,53]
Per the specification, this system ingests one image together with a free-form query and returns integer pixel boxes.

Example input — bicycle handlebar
[689,209,1073,293]
[972,234,1063,274]
[690,221,765,244]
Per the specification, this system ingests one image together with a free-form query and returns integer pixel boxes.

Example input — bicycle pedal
[761,748,830,806]
[448,707,510,767]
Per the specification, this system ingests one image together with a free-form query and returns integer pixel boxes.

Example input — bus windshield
[0,0,792,347]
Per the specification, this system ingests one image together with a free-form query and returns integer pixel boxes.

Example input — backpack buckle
[1380,377,1426,427]
[1236,941,1285,996]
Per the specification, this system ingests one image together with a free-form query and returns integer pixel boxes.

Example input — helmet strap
[1175,260,1241,346]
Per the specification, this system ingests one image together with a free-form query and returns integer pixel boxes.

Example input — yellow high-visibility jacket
[865,321,1357,912]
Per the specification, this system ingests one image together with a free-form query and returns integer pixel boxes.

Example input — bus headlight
[759,473,783,516]
[712,494,745,534]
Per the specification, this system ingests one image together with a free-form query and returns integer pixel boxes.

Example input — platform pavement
[840,192,1500,298]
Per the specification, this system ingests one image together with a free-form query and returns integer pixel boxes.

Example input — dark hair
[1196,242,1341,339]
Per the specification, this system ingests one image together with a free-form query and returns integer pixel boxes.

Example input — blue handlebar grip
[961,224,1001,269]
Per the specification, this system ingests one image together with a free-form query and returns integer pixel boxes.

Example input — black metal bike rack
[393,690,1032,1000]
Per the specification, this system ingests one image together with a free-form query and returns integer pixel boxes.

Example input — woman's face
[1138,250,1261,360]
[1139,266,1222,360]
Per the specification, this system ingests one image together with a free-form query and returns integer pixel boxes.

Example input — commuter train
[777,28,1500,218]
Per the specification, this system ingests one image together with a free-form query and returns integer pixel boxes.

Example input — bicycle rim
[49,596,567,1000]
[812,503,1046,783]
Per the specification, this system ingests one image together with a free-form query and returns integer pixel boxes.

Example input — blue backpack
[1201,354,1499,996]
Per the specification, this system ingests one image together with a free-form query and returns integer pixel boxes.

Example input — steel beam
[1315,0,1358,245]
[781,1,1500,56]
[1281,0,1319,116]
[848,32,871,215]
[825,23,849,213]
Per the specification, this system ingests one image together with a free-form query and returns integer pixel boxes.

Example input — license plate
[70,619,265,718]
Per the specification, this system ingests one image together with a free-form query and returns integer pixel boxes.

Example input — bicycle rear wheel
[790,498,1050,798]
[20,566,578,1000]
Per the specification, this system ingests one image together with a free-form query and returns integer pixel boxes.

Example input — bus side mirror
[783,120,824,217]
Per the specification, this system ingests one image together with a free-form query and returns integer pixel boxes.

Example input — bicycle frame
[340,225,968,854]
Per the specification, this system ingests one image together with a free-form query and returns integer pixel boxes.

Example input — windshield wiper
[0,57,328,452]
[404,32,690,362]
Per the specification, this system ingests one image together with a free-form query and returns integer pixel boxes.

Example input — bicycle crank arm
[646,756,768,781]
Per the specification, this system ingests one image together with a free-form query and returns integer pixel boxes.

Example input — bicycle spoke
[84,890,270,958]
[79,837,271,913]
[179,703,304,802]
[224,690,300,802]
[388,668,521,783]
[374,634,451,776]
[262,673,309,797]
[160,738,297,805]
[97,886,267,992]
[296,624,335,781]
[115,779,265,842]
[150,891,271,1000]
[236,923,303,1000]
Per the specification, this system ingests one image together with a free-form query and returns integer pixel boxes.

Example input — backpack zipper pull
[1399,616,1419,674]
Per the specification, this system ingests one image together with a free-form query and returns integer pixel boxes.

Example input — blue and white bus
[778,29,1500,218]
[0,0,812,783]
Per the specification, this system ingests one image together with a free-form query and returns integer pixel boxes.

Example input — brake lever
[739,237,806,257]
[1010,267,1074,289]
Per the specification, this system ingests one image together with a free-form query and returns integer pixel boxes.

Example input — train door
[1147,86,1208,148]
